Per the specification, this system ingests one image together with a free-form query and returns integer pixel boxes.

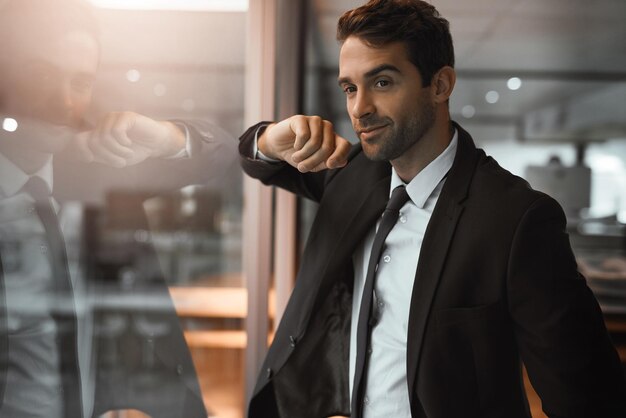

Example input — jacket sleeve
[165,118,241,191]
[507,195,626,417]
[53,118,241,202]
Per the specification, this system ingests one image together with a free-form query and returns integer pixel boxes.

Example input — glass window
[0,1,246,417]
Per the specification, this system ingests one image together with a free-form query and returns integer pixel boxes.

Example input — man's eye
[343,85,356,94]
[375,79,390,88]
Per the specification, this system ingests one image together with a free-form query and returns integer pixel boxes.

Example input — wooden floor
[191,347,245,418]
[523,367,548,418]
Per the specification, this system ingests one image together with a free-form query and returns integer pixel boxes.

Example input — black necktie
[352,185,410,417]
[22,176,83,416]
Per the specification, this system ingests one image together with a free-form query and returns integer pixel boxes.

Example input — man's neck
[391,120,454,183]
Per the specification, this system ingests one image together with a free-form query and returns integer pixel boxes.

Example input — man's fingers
[98,132,135,159]
[292,117,327,163]
[264,115,347,171]
[292,119,333,167]
[299,137,349,172]
[326,134,351,169]
[88,132,129,167]
[85,113,134,161]
[102,113,135,156]
[308,161,329,172]
[295,120,345,172]
[291,116,312,152]
[104,113,133,147]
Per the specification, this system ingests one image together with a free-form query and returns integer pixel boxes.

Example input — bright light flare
[461,105,475,118]
[507,77,522,91]
[2,118,18,132]
[485,90,500,104]
[126,69,141,83]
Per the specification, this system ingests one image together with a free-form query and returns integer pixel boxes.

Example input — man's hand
[72,111,186,167]
[259,115,351,172]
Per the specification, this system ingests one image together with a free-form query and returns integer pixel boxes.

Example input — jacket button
[266,368,273,379]
[289,335,296,348]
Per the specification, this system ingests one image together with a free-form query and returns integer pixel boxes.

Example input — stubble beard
[360,100,436,162]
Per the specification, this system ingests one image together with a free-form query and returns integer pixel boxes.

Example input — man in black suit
[0,0,237,416]
[239,0,626,417]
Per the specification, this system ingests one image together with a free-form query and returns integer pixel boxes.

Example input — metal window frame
[243,0,305,411]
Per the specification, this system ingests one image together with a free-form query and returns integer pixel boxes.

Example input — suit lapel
[289,152,391,335]
[258,152,392,388]
[323,167,392,278]
[406,124,481,404]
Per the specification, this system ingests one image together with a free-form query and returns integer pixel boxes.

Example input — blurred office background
[2,0,624,417]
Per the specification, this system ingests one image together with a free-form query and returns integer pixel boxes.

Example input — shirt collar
[0,152,54,198]
[390,128,458,208]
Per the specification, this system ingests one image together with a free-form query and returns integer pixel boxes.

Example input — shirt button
[400,215,407,224]
[40,244,48,254]
[367,347,372,355]
[176,364,184,375]
[383,255,391,263]
[377,300,384,309]
[364,396,370,406]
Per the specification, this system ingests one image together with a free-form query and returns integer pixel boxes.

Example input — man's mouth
[358,124,387,140]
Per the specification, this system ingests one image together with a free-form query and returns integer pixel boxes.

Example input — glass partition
[0,1,247,417]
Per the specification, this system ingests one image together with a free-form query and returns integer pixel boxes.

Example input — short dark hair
[337,0,454,87]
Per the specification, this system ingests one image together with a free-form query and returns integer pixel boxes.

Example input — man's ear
[431,66,456,104]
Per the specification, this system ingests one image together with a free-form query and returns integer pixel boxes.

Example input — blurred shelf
[169,285,276,318]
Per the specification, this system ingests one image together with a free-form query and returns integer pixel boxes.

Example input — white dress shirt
[350,130,458,417]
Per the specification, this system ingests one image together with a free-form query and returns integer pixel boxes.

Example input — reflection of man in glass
[0,0,235,417]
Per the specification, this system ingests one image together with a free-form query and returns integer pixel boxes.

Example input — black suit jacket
[240,122,626,418]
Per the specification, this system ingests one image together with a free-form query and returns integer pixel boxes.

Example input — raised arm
[258,115,350,172]
[240,115,352,203]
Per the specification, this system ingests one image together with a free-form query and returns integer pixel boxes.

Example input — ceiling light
[485,90,499,104]
[126,69,141,83]
[90,0,248,12]
[507,77,522,91]
[2,118,18,132]
[153,83,167,97]
[461,105,475,118]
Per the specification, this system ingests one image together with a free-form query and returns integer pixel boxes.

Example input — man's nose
[54,83,74,109]
[47,82,75,123]
[351,91,375,119]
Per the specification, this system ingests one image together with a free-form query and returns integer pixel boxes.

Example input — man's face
[338,36,435,161]
[2,30,99,129]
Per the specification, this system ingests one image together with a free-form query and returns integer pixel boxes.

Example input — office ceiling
[307,0,626,142]
[90,0,626,142]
